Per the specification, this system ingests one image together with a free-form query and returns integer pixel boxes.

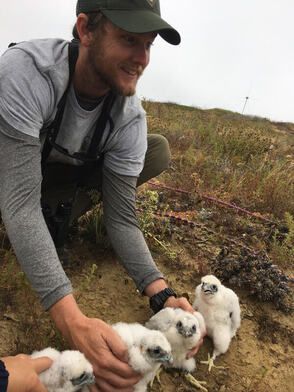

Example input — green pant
[42,134,171,220]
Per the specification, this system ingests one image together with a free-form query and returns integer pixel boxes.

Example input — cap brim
[101,9,181,45]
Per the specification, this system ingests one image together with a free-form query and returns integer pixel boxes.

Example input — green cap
[76,0,181,45]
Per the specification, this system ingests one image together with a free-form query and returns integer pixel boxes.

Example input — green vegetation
[141,100,294,278]
[137,189,177,260]
[271,212,294,267]
[78,190,110,249]
[144,100,294,218]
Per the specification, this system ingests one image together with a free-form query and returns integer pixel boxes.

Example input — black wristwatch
[149,288,177,313]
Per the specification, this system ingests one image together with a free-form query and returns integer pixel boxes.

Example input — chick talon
[200,353,228,372]
[184,372,208,392]
[150,366,163,388]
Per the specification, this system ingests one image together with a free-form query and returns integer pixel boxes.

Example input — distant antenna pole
[242,96,249,114]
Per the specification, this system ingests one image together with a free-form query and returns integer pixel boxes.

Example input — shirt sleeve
[0,360,9,392]
[0,47,53,137]
[102,165,164,292]
[0,118,72,310]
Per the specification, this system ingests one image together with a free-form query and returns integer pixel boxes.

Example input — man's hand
[164,295,195,313]
[49,295,141,391]
[3,354,52,392]
[70,317,141,391]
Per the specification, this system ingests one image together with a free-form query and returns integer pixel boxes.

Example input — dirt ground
[0,224,293,392]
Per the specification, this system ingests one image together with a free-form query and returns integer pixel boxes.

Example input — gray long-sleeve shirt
[0,39,163,310]
[0,117,163,310]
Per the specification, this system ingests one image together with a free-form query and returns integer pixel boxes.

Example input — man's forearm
[0,123,72,310]
[102,167,164,293]
[49,294,86,343]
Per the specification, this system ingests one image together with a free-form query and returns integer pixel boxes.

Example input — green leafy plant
[271,213,294,267]
[78,191,110,248]
[137,189,177,260]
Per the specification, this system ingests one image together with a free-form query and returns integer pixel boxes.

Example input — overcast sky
[1,0,293,122]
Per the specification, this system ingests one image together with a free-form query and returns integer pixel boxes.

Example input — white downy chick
[146,307,205,371]
[112,322,172,392]
[193,274,241,371]
[146,308,208,391]
[31,347,95,392]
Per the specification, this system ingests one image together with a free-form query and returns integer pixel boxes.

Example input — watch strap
[149,287,177,313]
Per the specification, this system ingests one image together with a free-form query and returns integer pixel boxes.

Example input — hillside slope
[0,102,293,392]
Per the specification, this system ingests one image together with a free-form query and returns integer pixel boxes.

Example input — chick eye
[211,285,217,290]
[176,321,183,328]
[73,372,86,382]
[192,325,196,332]
[153,346,161,354]
[71,372,87,385]
[148,346,161,355]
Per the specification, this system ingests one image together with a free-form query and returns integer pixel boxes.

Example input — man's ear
[76,13,93,47]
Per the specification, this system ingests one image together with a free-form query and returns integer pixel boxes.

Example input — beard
[88,40,144,97]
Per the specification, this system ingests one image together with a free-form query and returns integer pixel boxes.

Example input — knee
[138,134,171,186]
[148,134,171,173]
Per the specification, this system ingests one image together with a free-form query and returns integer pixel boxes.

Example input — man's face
[87,21,157,96]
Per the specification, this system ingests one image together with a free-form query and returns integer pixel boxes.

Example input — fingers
[165,296,195,313]
[98,355,139,380]
[93,356,141,389]
[103,329,140,379]
[31,378,49,392]
[31,356,53,374]
[89,385,99,392]
[94,377,135,392]
[90,328,140,388]
[104,328,130,364]
[96,364,140,385]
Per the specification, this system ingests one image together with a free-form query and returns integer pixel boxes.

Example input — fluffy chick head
[140,330,172,366]
[201,274,222,296]
[174,311,199,339]
[59,350,95,390]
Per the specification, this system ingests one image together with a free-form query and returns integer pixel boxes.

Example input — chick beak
[182,328,195,338]
[71,372,95,387]
[202,283,214,294]
[157,351,173,364]
[163,353,173,365]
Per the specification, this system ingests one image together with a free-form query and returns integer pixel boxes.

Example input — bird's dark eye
[148,346,161,356]
[72,372,86,382]
[192,325,196,332]
[211,285,217,291]
[153,346,161,355]
[176,321,183,328]
[71,372,87,386]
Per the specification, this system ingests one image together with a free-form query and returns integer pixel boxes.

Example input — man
[0,1,202,390]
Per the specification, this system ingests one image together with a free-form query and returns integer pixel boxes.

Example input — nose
[133,44,150,68]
